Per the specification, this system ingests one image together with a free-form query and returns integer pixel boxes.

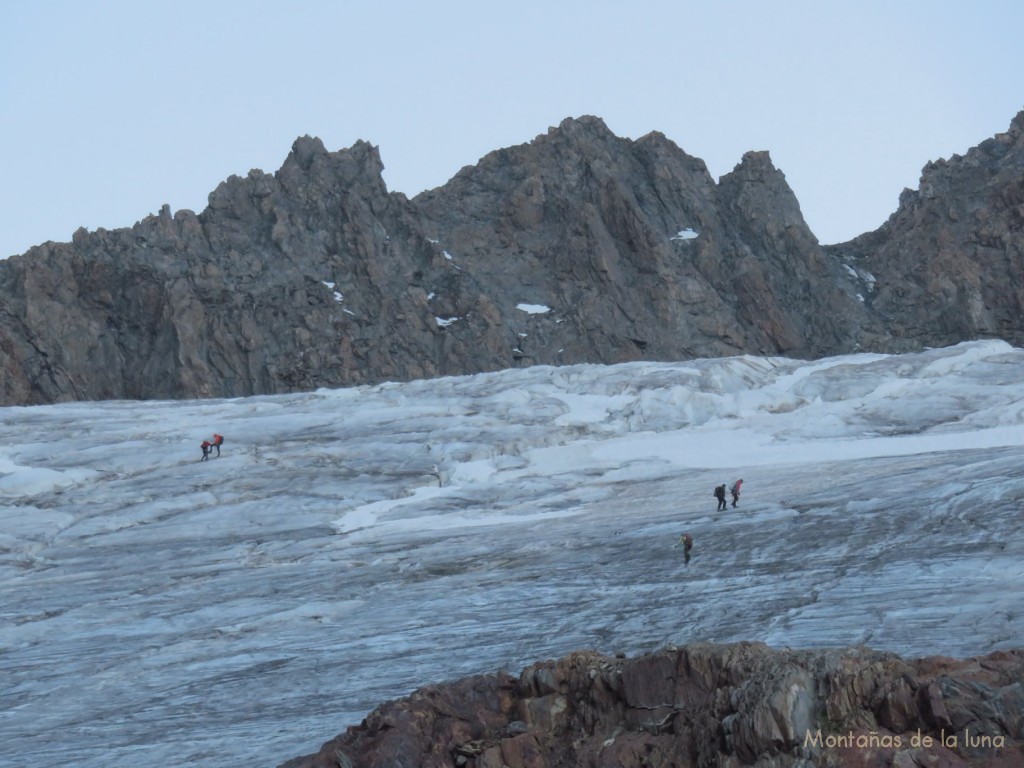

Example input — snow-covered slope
[2,340,1022,766]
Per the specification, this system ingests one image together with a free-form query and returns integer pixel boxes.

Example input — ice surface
[1,340,1022,766]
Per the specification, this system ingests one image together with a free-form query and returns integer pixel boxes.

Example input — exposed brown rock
[279,643,1023,768]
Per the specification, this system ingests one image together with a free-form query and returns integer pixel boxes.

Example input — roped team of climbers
[200,433,225,461]
[713,479,743,510]
[683,478,745,565]
[197,428,736,573]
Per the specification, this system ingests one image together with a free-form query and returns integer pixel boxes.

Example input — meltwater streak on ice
[1,340,1023,767]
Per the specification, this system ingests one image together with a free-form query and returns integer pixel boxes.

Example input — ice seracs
[1,340,1022,768]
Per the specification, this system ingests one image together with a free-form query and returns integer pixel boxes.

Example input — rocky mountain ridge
[0,111,1022,406]
[280,642,1024,768]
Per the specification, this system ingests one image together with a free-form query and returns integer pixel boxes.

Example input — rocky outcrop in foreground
[280,642,1023,768]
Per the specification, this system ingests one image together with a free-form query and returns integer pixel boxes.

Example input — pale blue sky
[1,0,1021,258]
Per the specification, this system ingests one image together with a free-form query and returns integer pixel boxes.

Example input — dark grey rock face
[828,110,1024,352]
[1,112,1022,405]
[411,118,862,369]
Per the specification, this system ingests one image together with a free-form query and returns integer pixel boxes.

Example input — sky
[1,1,1022,259]
[2,339,1023,766]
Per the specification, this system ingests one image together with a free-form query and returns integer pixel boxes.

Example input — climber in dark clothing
[680,532,694,564]
[201,440,212,461]
[714,483,727,511]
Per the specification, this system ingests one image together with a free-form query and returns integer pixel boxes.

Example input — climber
[730,479,743,508]
[714,483,727,511]
[680,532,694,564]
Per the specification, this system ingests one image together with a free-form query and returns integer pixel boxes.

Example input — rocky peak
[718,150,806,224]
[1,111,1023,405]
[1009,107,1024,136]
[729,149,779,179]
[542,114,616,142]
[281,135,386,186]
[288,134,330,169]
[634,129,713,177]
[831,109,1024,352]
[450,115,628,189]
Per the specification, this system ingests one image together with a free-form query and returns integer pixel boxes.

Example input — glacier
[1,340,1022,766]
